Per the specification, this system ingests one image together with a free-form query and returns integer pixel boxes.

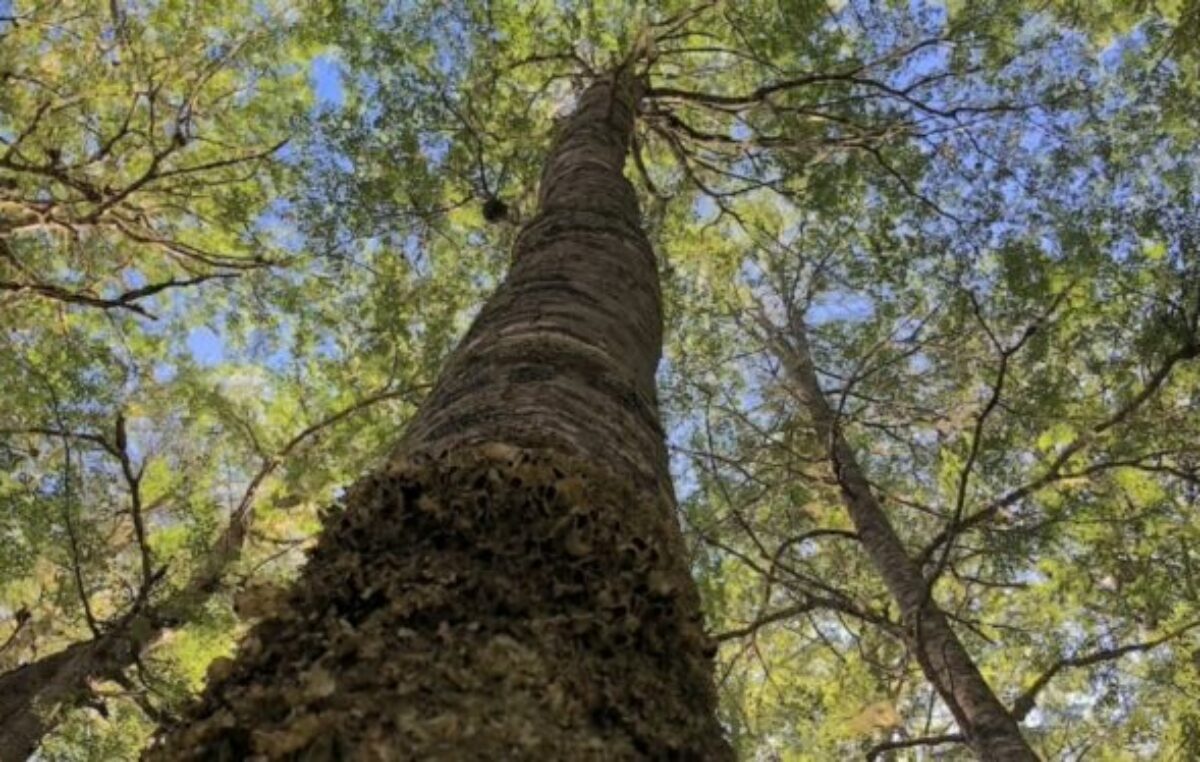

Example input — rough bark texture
[148,71,730,761]
[774,320,1039,761]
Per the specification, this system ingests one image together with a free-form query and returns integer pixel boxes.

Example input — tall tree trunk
[764,314,1038,761]
[149,70,730,761]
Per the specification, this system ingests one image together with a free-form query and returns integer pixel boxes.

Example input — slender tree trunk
[149,70,730,761]
[0,638,111,762]
[0,389,408,760]
[0,513,250,762]
[766,315,1038,761]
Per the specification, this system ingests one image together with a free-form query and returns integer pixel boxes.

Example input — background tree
[0,2,473,758]
[0,0,303,316]
[2,0,1199,759]
[668,4,1200,758]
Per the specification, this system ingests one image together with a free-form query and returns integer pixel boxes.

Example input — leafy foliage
[1,0,1198,759]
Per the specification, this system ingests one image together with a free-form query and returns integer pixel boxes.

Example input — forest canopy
[1,0,1199,759]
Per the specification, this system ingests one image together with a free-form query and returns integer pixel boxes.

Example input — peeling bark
[148,71,730,760]
[768,318,1038,761]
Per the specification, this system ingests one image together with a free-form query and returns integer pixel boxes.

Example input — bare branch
[866,733,965,760]
[1010,620,1200,721]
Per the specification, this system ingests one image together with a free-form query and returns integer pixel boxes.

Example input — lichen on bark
[153,445,725,760]
[149,69,731,760]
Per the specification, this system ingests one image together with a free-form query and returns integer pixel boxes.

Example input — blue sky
[311,55,346,109]
[179,55,347,370]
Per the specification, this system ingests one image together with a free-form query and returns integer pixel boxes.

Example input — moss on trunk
[154,446,727,760]
[151,69,731,760]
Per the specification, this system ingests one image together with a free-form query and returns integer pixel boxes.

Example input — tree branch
[1010,620,1200,721]
[866,733,965,760]
[920,338,1199,566]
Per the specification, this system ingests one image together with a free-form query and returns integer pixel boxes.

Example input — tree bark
[148,70,730,761]
[765,315,1038,761]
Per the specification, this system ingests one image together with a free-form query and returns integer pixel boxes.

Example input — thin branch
[0,609,30,655]
[920,337,1199,566]
[0,273,237,319]
[926,287,1070,587]
[866,733,965,760]
[1010,620,1200,721]
[57,420,101,638]
[113,413,155,591]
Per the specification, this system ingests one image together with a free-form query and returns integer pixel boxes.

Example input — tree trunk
[0,638,110,762]
[0,390,408,759]
[767,315,1038,761]
[149,70,730,761]
[0,512,250,762]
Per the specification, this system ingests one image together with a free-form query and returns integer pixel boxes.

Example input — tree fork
[149,70,731,760]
